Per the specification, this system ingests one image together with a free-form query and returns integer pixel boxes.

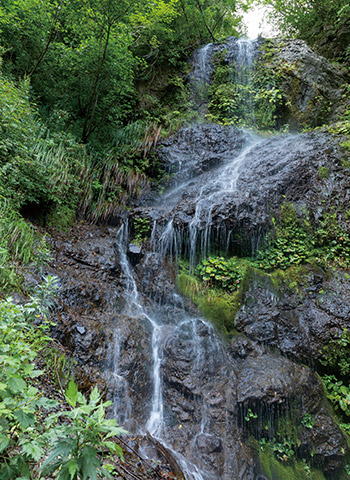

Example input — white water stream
[112,38,263,480]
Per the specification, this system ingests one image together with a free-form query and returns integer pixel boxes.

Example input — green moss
[257,444,326,480]
[340,140,350,151]
[46,204,76,230]
[269,264,327,295]
[197,294,236,336]
[176,270,247,338]
[318,166,331,179]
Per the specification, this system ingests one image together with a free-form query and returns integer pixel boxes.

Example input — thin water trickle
[190,43,214,110]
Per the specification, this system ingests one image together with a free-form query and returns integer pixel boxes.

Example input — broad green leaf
[0,434,10,452]
[14,410,35,429]
[40,439,75,472]
[78,445,100,480]
[65,379,78,407]
[8,376,26,393]
[89,386,100,405]
[104,441,124,460]
[67,458,79,479]
[21,440,44,461]
[0,462,16,480]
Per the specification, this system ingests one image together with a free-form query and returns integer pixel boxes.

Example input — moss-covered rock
[266,38,347,129]
[176,270,246,338]
[256,442,327,480]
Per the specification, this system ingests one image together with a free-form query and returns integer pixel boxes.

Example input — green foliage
[253,203,350,271]
[133,217,151,244]
[322,374,350,417]
[46,204,76,231]
[0,70,87,212]
[260,0,350,63]
[0,201,52,292]
[196,256,243,292]
[320,329,350,377]
[208,40,285,130]
[44,346,77,390]
[80,158,149,223]
[0,0,245,147]
[318,167,330,179]
[177,272,238,337]
[315,211,350,267]
[259,437,296,462]
[253,204,314,271]
[0,276,59,478]
[301,414,315,429]
[245,408,258,422]
[0,277,126,479]
[41,380,126,480]
[177,257,251,337]
[257,439,326,480]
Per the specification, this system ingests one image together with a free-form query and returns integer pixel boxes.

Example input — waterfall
[111,39,264,480]
[190,43,214,113]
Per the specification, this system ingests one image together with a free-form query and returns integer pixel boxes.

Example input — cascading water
[111,38,264,480]
[190,43,214,111]
[109,37,346,480]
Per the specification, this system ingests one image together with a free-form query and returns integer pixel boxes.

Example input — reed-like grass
[79,157,149,223]
[0,200,53,293]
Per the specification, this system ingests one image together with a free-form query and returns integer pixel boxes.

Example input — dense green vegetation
[257,0,350,64]
[178,199,350,472]
[208,41,286,130]
[0,1,253,476]
[0,0,246,145]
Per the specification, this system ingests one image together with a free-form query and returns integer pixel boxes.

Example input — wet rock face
[146,127,345,258]
[235,270,350,363]
[234,342,347,473]
[112,315,153,428]
[49,224,155,426]
[49,226,121,392]
[160,318,254,480]
[157,124,248,189]
[268,38,346,127]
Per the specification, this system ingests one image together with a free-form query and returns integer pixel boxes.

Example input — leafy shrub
[322,374,350,417]
[253,204,314,271]
[0,201,42,292]
[253,204,350,272]
[0,276,59,478]
[133,216,151,244]
[259,437,296,462]
[196,256,243,292]
[208,41,285,130]
[320,329,350,376]
[0,276,126,479]
[41,380,126,480]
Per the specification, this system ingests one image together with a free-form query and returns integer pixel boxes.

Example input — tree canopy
[0,0,246,146]
[261,0,350,62]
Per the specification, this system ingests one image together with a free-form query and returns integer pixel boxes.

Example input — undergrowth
[0,276,126,479]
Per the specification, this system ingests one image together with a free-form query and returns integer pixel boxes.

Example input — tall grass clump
[0,200,36,292]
